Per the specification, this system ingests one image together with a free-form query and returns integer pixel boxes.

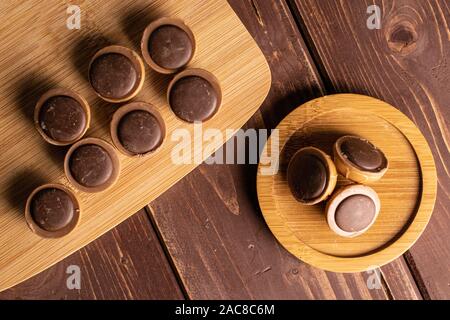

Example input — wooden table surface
[1,0,448,300]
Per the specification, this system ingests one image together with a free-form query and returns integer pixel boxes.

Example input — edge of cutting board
[0,0,271,291]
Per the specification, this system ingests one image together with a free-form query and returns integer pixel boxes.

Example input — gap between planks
[144,205,190,300]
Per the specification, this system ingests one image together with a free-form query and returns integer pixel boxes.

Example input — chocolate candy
[65,138,120,192]
[168,69,221,123]
[31,188,75,232]
[39,96,86,143]
[340,136,387,172]
[334,135,388,183]
[288,154,327,201]
[110,102,166,157]
[118,110,162,154]
[111,102,165,156]
[25,184,81,238]
[326,184,380,237]
[89,53,137,100]
[148,25,193,70]
[69,144,113,188]
[89,46,145,103]
[141,18,195,74]
[34,88,90,145]
[335,195,376,232]
[287,147,337,205]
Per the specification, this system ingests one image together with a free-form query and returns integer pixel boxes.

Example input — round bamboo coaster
[257,94,437,273]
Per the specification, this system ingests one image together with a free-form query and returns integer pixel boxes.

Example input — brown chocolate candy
[339,136,387,172]
[288,153,327,202]
[35,88,90,145]
[141,18,196,74]
[25,184,81,238]
[287,147,338,205]
[89,53,137,100]
[326,184,380,238]
[148,25,193,70]
[118,110,163,155]
[335,195,376,232]
[39,95,86,143]
[30,188,75,232]
[69,144,113,188]
[169,75,219,122]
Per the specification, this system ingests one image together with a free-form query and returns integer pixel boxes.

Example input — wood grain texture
[2,0,431,299]
[292,0,450,299]
[0,0,270,291]
[380,258,421,299]
[147,0,410,299]
[257,94,436,272]
[0,210,184,300]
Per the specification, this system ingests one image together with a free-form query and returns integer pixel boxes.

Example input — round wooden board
[257,94,437,273]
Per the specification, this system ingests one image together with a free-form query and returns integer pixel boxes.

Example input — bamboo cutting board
[257,94,437,272]
[0,0,271,291]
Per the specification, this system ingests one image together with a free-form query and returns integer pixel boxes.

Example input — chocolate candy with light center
[334,135,388,183]
[335,194,376,232]
[326,184,380,238]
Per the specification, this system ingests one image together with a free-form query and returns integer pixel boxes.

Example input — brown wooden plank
[149,168,384,299]
[148,0,399,299]
[380,258,421,299]
[0,209,184,299]
[291,0,449,299]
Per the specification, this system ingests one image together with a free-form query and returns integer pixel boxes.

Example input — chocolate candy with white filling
[30,188,75,232]
[169,75,219,122]
[89,53,137,100]
[335,194,376,232]
[69,144,113,188]
[148,25,193,70]
[326,184,380,238]
[118,110,163,155]
[288,153,327,202]
[39,95,86,143]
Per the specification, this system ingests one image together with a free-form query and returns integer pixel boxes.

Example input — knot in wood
[385,13,422,56]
